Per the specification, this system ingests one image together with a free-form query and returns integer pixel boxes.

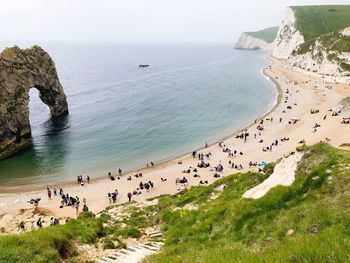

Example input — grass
[144,143,350,262]
[292,5,350,41]
[246,26,279,43]
[0,212,104,263]
[1,143,350,262]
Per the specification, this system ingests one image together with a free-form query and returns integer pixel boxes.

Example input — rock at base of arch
[0,45,69,160]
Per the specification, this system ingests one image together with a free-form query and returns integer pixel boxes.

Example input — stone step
[149,232,162,238]
[138,244,160,251]
[147,242,163,248]
[99,242,163,263]
[148,230,160,235]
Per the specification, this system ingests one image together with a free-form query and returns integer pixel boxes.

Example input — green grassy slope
[146,143,350,262]
[1,143,350,262]
[0,212,104,263]
[246,26,279,43]
[292,5,350,41]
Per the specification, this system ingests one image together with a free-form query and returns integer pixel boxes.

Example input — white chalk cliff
[272,7,304,59]
[272,8,350,77]
[234,33,270,50]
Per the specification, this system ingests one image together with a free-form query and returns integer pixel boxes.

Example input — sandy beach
[1,56,350,234]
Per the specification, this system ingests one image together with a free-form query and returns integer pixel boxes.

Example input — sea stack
[0,45,68,160]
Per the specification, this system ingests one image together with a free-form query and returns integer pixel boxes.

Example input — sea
[0,42,277,190]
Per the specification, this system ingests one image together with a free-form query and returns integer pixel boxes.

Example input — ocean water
[0,42,277,189]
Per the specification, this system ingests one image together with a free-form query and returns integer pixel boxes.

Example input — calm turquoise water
[0,43,276,189]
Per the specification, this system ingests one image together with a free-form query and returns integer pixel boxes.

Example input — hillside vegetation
[1,143,350,262]
[246,26,279,43]
[146,143,350,262]
[292,5,350,41]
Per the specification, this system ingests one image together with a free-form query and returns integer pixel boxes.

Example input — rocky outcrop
[342,27,350,37]
[0,45,68,160]
[285,39,350,77]
[235,33,270,50]
[272,7,304,59]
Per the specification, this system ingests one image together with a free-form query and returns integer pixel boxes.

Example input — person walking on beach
[115,189,119,200]
[74,202,79,216]
[127,192,132,202]
[47,189,52,199]
[18,221,25,232]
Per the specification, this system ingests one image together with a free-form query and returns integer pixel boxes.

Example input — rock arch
[0,45,69,159]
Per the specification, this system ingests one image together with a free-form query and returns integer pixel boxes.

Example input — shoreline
[1,55,350,234]
[0,56,281,194]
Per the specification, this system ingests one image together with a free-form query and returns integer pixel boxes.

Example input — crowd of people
[19,74,349,236]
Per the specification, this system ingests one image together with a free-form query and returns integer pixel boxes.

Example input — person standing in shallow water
[118,168,122,176]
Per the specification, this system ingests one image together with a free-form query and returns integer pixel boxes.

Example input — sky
[1,0,350,43]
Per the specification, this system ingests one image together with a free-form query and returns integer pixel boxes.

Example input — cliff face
[0,45,68,160]
[234,33,270,50]
[272,7,350,77]
[272,7,304,59]
[286,34,350,77]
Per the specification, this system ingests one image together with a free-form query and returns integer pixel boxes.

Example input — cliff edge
[235,27,278,51]
[0,45,68,160]
[235,33,270,50]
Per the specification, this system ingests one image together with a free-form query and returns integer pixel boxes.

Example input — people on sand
[20,70,350,234]
[74,202,79,216]
[47,188,52,199]
[36,217,43,228]
[18,221,25,232]
[82,204,89,212]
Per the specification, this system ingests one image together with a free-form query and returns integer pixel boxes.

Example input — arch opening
[0,45,69,160]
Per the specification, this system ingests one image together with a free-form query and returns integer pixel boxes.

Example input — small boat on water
[139,64,150,68]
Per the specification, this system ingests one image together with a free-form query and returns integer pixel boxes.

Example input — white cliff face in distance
[234,33,270,50]
[237,6,350,77]
[272,7,304,59]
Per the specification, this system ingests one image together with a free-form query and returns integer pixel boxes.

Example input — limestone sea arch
[0,45,68,160]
